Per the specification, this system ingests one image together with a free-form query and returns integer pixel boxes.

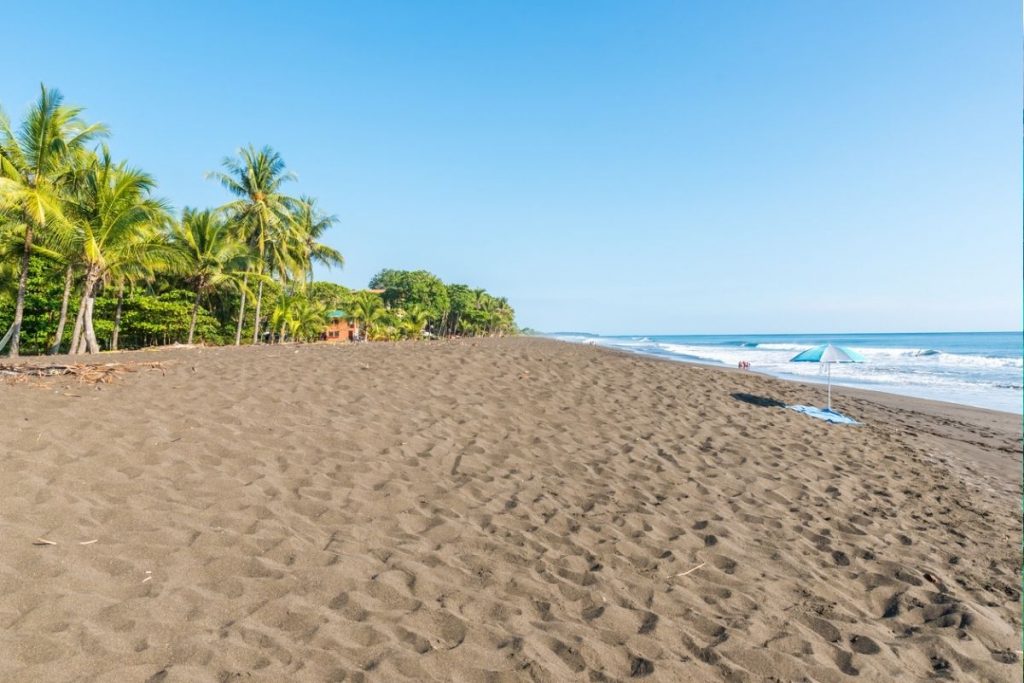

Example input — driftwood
[0,361,165,384]
[674,561,706,578]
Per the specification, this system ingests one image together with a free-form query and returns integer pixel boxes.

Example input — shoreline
[546,335,1024,416]
[1,337,1020,681]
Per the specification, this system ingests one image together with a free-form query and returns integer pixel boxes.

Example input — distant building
[323,290,385,342]
[324,310,358,342]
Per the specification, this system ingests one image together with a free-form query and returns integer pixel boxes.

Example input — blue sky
[2,1,1019,334]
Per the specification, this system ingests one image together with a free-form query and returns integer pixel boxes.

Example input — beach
[0,337,1020,681]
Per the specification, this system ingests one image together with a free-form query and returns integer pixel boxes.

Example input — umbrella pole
[827,363,832,411]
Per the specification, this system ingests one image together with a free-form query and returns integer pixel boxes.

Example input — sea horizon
[548,330,1024,414]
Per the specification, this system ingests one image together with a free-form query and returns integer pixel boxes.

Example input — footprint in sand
[849,634,881,655]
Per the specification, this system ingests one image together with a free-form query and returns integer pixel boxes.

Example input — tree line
[0,86,516,356]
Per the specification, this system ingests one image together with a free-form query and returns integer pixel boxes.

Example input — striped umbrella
[790,344,865,411]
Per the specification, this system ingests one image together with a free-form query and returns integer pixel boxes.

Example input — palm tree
[208,145,299,345]
[6,230,81,353]
[269,287,295,343]
[0,85,107,356]
[0,221,23,350]
[402,305,429,339]
[295,195,344,283]
[168,208,251,343]
[272,290,325,343]
[491,296,515,335]
[62,148,171,353]
[268,286,329,344]
[345,291,385,341]
[287,296,327,342]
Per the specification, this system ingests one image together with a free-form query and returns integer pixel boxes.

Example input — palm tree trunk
[70,289,87,354]
[81,268,101,354]
[83,295,100,353]
[188,288,201,344]
[8,227,33,357]
[252,279,264,344]
[234,273,248,346]
[49,264,74,354]
[110,282,125,351]
[280,321,287,344]
[0,324,14,354]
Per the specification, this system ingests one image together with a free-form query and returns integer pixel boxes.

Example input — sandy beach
[0,337,1020,682]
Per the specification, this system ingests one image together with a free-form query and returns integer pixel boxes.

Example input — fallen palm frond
[0,361,165,384]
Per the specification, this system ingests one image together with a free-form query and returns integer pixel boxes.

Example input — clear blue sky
[3,1,1019,334]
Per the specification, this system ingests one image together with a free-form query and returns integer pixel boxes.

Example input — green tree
[308,281,351,311]
[444,283,475,336]
[0,255,75,355]
[93,289,223,349]
[208,145,300,345]
[287,294,327,342]
[0,85,107,356]
[295,195,344,283]
[402,304,429,339]
[169,208,251,343]
[369,269,450,333]
[269,287,328,343]
[345,291,385,340]
[62,148,172,353]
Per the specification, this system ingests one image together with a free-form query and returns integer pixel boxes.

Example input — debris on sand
[0,361,165,385]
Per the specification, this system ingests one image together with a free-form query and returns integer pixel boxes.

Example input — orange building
[324,310,358,342]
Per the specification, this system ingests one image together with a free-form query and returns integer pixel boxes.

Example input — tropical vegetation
[0,86,517,356]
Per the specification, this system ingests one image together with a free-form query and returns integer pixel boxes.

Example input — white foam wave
[932,351,1022,369]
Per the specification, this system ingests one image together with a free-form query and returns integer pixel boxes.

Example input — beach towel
[788,405,859,425]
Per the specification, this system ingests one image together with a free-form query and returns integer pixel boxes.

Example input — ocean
[548,331,1023,414]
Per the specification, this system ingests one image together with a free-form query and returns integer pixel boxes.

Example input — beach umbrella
[790,344,865,411]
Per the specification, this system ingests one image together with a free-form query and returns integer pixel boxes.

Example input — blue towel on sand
[788,405,859,425]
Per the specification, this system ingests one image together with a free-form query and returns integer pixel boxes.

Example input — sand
[0,337,1020,682]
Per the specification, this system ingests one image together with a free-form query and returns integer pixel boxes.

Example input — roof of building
[327,309,347,319]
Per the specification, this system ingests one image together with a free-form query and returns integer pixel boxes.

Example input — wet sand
[0,337,1020,681]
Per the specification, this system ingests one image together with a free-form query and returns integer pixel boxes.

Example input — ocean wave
[582,339,1023,385]
[603,340,1023,370]
[549,333,597,341]
[933,352,1023,369]
[654,343,735,364]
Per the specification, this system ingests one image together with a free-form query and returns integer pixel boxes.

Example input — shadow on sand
[731,392,786,408]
